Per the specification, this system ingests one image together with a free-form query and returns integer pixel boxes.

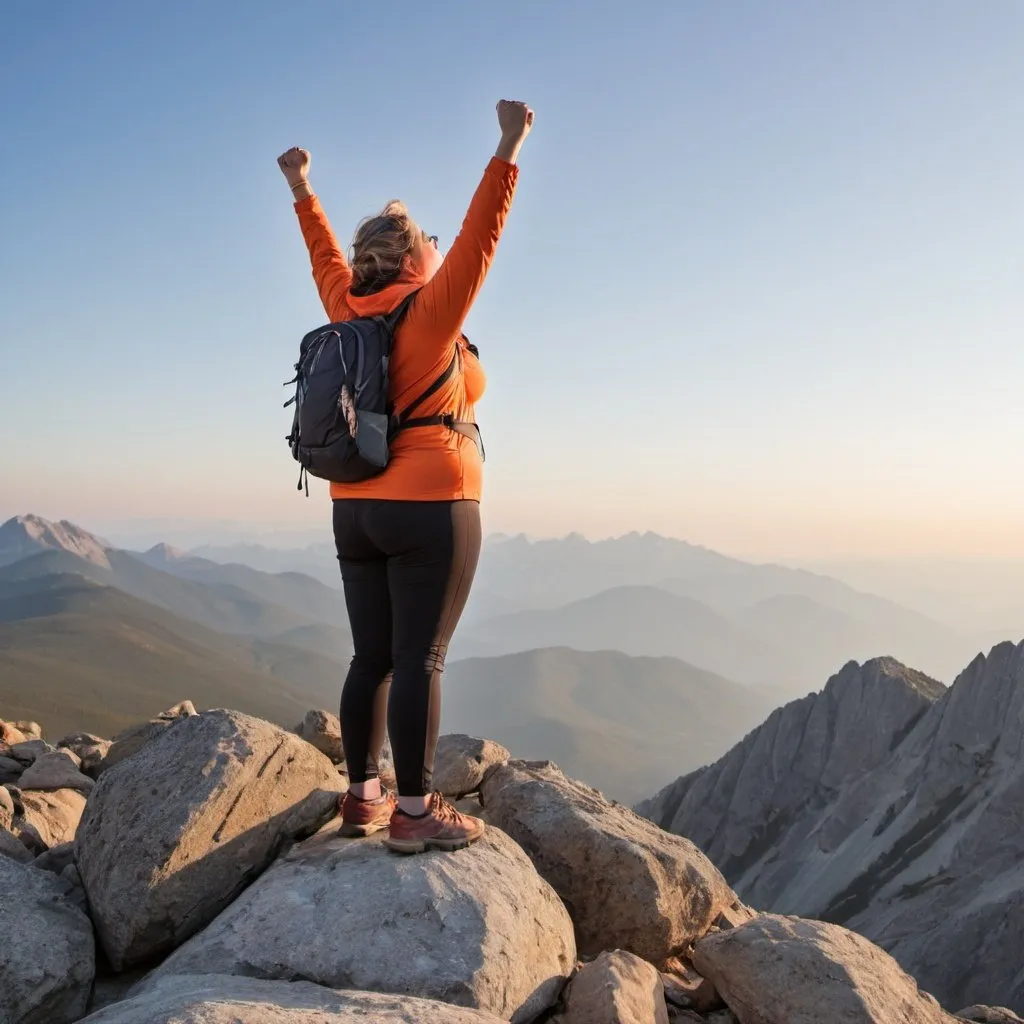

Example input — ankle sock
[350,791,383,804]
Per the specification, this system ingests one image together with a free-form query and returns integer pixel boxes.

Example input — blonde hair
[350,200,421,295]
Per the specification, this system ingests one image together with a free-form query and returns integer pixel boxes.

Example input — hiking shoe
[338,790,397,837]
[384,793,486,854]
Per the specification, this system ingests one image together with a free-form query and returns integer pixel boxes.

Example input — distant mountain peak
[143,542,191,564]
[0,514,111,569]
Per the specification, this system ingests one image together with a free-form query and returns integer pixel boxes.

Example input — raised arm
[409,100,534,348]
[277,147,352,322]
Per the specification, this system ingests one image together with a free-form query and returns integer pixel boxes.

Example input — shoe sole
[384,823,486,855]
[338,820,390,838]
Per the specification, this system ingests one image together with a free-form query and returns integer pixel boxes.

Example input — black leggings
[333,498,481,796]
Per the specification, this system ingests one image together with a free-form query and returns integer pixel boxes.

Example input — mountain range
[188,529,996,692]
[0,515,774,800]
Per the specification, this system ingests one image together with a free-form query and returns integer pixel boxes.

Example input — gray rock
[558,950,669,1024]
[76,708,346,970]
[0,854,95,1023]
[660,957,724,1013]
[0,826,33,862]
[85,969,151,1016]
[11,738,54,764]
[644,643,1024,1012]
[1,754,24,784]
[481,759,736,961]
[693,914,956,1024]
[434,734,510,797]
[58,732,111,778]
[80,974,506,1022]
[140,827,576,1023]
[956,1009,1024,1023]
[18,782,87,847]
[60,861,89,913]
[19,750,94,793]
[20,788,88,847]
[100,700,198,774]
[295,709,343,763]
[34,840,76,875]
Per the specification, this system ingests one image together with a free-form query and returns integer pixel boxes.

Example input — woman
[277,99,533,854]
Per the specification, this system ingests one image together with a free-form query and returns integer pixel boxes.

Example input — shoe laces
[430,792,460,823]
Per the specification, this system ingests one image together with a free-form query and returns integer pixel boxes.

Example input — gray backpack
[285,292,480,493]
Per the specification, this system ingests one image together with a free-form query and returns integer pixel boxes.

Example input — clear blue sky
[2,1,1022,557]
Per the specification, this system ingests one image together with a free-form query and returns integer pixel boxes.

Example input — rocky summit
[3,647,1023,1023]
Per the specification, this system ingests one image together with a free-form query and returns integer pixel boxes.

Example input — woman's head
[350,201,442,295]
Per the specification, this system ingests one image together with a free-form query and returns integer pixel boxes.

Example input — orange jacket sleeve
[294,195,352,322]
[404,157,519,352]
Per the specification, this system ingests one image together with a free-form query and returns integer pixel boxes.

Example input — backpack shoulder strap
[386,289,420,330]
[394,350,459,430]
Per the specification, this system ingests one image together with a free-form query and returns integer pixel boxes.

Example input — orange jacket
[294,156,519,502]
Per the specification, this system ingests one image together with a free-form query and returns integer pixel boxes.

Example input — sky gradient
[2,1,1022,558]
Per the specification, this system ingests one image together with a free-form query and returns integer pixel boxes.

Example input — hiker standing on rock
[277,99,533,853]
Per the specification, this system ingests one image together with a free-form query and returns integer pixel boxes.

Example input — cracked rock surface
[135,826,576,1023]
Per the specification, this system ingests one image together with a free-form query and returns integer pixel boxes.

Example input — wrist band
[290,181,310,192]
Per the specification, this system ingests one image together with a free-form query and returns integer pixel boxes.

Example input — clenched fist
[277,147,311,187]
[496,100,534,140]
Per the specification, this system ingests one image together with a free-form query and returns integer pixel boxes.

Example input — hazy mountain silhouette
[191,530,982,683]
[0,540,348,643]
[443,647,775,804]
[453,585,803,688]
[0,514,112,568]
[0,574,345,739]
[135,543,350,629]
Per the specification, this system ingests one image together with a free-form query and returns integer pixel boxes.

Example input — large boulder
[58,732,111,778]
[481,760,737,961]
[76,708,345,969]
[100,700,198,774]
[139,827,576,1023]
[20,788,88,847]
[558,950,670,1024]
[0,855,95,1024]
[13,720,43,740]
[434,734,510,797]
[79,974,506,1023]
[19,750,94,793]
[295,709,343,763]
[692,914,957,1023]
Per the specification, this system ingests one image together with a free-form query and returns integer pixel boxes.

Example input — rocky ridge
[2,658,1020,1023]
[0,514,111,569]
[641,644,1024,1013]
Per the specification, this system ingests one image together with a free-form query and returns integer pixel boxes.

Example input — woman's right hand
[277,147,311,187]
[495,101,534,164]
